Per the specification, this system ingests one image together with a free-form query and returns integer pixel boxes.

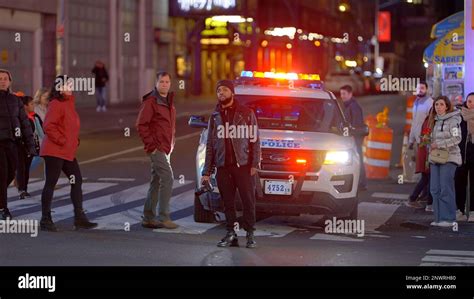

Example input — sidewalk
[78,95,216,135]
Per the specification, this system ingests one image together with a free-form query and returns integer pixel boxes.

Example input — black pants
[355,139,367,187]
[410,172,433,204]
[16,145,33,192]
[216,165,256,232]
[41,156,83,215]
[455,163,474,212]
[0,140,17,209]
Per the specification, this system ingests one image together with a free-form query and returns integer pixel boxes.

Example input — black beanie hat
[216,80,235,94]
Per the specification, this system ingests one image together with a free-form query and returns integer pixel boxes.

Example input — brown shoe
[162,220,179,229]
[141,219,164,229]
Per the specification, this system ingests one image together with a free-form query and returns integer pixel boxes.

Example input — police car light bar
[237,71,324,89]
[240,71,320,81]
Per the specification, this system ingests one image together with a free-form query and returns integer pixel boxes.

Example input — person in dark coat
[340,85,367,190]
[455,92,474,221]
[92,60,109,112]
[0,69,35,220]
[16,96,40,200]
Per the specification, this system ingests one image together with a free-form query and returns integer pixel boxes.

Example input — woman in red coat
[39,75,97,231]
[406,110,433,211]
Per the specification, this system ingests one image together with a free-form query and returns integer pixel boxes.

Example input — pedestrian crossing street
[420,249,474,266]
[6,178,404,241]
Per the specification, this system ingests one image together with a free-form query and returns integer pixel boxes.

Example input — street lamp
[338,2,350,12]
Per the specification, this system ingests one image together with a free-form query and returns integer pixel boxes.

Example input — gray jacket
[430,109,462,166]
[409,95,433,144]
[202,101,261,176]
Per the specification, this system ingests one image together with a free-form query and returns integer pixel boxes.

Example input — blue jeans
[430,162,458,222]
[96,86,107,107]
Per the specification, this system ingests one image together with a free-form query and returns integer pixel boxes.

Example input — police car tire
[194,195,217,223]
[343,199,359,221]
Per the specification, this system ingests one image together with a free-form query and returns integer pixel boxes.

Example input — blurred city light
[345,60,357,67]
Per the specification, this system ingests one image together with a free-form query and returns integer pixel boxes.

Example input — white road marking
[98,178,136,182]
[371,192,410,200]
[420,263,467,266]
[421,255,474,265]
[358,202,399,233]
[310,234,364,242]
[95,187,195,230]
[426,249,474,257]
[7,178,70,199]
[8,182,117,211]
[79,131,201,165]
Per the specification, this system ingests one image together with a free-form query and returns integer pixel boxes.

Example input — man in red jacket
[136,71,178,229]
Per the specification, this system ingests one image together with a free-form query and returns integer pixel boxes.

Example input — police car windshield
[236,95,343,132]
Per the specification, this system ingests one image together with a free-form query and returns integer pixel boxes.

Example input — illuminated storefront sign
[177,0,236,12]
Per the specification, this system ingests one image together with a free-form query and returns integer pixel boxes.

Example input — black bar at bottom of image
[0,266,473,298]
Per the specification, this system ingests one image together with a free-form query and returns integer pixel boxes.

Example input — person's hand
[431,143,438,150]
[201,175,211,186]
[250,167,258,176]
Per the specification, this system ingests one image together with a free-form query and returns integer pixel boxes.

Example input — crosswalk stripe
[371,192,409,200]
[97,178,136,182]
[16,183,150,222]
[358,202,399,232]
[310,233,364,242]
[94,188,196,230]
[243,216,301,238]
[153,214,221,235]
[421,255,474,265]
[420,263,467,266]
[426,249,474,257]
[16,180,193,223]
[7,178,70,199]
[8,182,117,211]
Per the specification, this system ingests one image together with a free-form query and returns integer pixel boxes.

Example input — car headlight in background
[323,150,351,165]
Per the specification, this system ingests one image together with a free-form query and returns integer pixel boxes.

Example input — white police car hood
[259,129,354,151]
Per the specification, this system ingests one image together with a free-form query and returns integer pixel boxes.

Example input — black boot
[246,231,257,248]
[19,191,27,200]
[217,230,239,247]
[74,209,97,230]
[0,208,12,220]
[40,212,58,232]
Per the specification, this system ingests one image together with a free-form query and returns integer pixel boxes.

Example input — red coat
[415,116,430,174]
[40,95,80,161]
[136,90,176,154]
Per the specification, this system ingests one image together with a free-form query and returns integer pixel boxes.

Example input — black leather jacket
[202,100,261,176]
[0,90,35,154]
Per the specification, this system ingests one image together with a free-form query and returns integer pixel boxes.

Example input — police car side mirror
[351,125,369,137]
[188,115,208,129]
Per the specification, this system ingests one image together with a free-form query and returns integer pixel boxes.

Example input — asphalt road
[2,94,474,266]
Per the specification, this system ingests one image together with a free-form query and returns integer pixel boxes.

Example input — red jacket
[136,89,176,154]
[40,95,80,161]
[415,115,430,174]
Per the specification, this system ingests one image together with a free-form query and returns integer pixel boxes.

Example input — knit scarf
[461,107,474,142]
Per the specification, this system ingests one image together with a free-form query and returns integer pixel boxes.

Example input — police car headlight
[323,151,351,165]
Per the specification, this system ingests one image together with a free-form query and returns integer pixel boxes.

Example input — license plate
[264,180,292,195]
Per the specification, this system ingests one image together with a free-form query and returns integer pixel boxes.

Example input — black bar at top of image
[0,266,473,298]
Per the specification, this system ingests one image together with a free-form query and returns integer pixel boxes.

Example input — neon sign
[177,0,236,11]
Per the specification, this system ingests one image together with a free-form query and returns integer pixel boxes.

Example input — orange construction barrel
[364,127,393,179]
[404,95,416,134]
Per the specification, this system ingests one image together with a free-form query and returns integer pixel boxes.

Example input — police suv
[189,71,368,223]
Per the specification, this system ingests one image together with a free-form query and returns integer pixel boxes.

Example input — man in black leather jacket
[201,80,261,248]
[0,69,36,220]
